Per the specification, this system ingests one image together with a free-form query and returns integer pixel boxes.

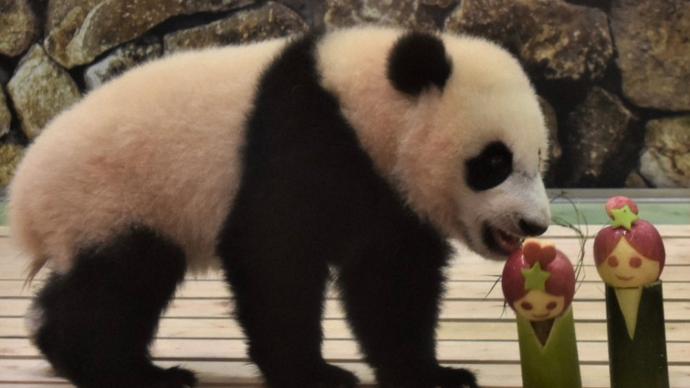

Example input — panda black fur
[9,27,551,388]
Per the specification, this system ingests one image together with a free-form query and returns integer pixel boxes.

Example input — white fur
[10,26,550,276]
[9,38,288,275]
[318,26,550,259]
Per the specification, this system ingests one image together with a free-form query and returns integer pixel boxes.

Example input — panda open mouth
[483,224,523,256]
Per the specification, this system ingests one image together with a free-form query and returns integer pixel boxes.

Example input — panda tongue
[496,229,521,254]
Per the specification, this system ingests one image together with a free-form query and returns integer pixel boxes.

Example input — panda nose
[519,219,548,236]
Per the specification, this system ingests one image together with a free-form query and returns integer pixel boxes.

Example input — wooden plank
[0,359,268,386]
[7,279,690,302]
[4,357,690,388]
[3,316,690,343]
[6,329,690,366]
[8,271,690,302]
[0,359,656,388]
[12,360,690,388]
[7,257,690,283]
[4,337,690,367]
[7,297,690,321]
[0,358,609,388]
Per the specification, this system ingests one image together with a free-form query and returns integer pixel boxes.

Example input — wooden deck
[1,224,689,387]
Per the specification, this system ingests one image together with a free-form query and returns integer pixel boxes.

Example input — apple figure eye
[521,301,533,310]
[608,255,619,267]
[630,257,642,268]
[546,301,558,310]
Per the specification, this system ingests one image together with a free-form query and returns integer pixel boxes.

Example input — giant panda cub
[9,26,550,388]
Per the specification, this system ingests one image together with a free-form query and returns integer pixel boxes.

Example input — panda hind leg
[30,226,196,388]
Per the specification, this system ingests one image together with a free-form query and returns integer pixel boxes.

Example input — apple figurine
[503,239,575,322]
[594,195,665,288]
[502,239,582,388]
[594,196,669,388]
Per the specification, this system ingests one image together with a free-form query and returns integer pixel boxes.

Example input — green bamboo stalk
[516,307,582,388]
[606,281,669,388]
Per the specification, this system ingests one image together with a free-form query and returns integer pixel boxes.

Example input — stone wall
[0,0,688,188]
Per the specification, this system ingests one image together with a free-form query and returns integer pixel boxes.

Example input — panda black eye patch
[465,141,513,191]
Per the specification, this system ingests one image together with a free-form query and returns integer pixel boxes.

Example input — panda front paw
[269,362,359,388]
[378,365,479,388]
[311,363,359,388]
[83,365,198,388]
[153,366,198,388]
[435,366,478,388]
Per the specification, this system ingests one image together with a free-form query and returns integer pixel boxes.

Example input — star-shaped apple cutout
[522,262,551,292]
[609,205,640,231]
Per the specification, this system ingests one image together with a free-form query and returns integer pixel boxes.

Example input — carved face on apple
[594,196,665,288]
[502,239,576,322]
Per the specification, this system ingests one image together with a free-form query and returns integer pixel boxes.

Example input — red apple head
[502,239,576,321]
[594,197,665,287]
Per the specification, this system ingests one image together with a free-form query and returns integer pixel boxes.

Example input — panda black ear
[387,31,452,96]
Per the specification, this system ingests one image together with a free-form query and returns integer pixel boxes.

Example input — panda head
[386,31,551,260]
